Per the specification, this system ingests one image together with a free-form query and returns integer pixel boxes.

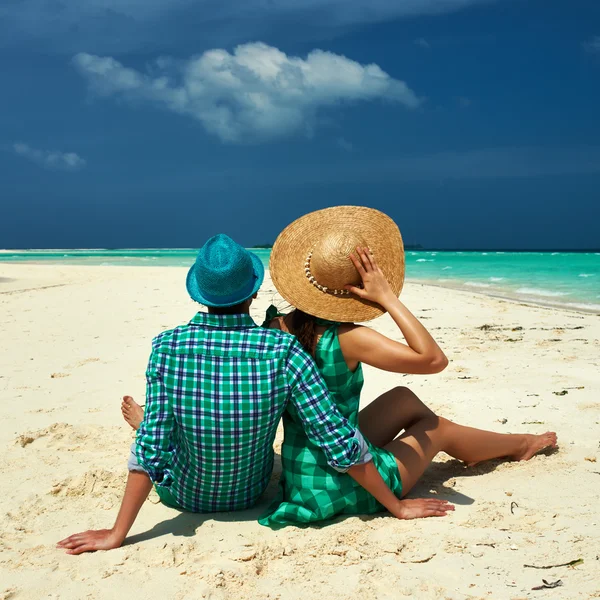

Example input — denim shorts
[127,442,148,474]
[127,443,182,510]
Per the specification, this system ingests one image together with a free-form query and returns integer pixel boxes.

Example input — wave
[489,277,505,282]
[579,273,595,278]
[464,281,492,288]
[516,288,570,297]
[565,302,600,312]
[416,258,434,262]
[442,266,452,270]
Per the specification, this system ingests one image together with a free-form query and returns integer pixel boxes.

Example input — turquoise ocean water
[1,249,599,313]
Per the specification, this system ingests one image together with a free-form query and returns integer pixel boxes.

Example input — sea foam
[516,288,570,297]
[565,302,600,312]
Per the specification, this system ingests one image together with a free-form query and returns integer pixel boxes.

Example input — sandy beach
[1,263,599,600]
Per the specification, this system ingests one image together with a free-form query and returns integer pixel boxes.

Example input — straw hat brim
[270,206,404,322]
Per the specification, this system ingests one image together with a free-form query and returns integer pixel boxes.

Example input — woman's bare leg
[386,414,557,496]
[359,386,435,447]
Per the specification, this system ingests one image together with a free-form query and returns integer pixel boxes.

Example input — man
[58,234,404,554]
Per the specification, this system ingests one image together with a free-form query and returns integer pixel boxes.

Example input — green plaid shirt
[135,312,369,513]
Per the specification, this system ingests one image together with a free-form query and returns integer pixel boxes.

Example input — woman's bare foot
[466,432,558,467]
[512,432,558,461]
[121,396,144,430]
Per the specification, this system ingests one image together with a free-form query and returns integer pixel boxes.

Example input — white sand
[1,264,599,599]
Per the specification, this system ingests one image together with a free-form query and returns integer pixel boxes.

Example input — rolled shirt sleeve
[286,339,372,472]
[135,346,176,488]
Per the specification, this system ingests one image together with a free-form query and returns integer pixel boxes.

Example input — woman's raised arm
[339,247,448,375]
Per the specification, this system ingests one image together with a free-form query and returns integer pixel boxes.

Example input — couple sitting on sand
[59,206,556,554]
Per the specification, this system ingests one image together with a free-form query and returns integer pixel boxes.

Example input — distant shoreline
[2,250,597,314]
[2,261,598,315]
[408,278,600,316]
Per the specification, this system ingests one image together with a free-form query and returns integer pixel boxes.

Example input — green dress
[259,309,403,528]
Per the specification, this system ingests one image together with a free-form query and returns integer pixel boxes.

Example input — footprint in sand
[27,406,60,414]
[578,402,600,411]
[16,434,38,447]
[15,423,129,451]
[50,468,125,506]
[76,357,101,367]
[15,423,73,447]
[62,357,102,370]
[50,372,70,379]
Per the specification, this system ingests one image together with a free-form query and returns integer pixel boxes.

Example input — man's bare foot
[512,432,558,461]
[121,396,144,430]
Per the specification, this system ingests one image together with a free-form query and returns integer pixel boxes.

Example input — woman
[259,206,557,527]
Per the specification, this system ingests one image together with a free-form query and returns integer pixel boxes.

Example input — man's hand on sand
[57,529,124,554]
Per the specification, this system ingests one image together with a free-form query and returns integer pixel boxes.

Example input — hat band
[304,251,351,296]
[199,273,257,305]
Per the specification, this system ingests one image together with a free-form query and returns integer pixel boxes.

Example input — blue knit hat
[186,234,264,307]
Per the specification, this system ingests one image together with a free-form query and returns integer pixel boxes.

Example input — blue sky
[1,0,599,249]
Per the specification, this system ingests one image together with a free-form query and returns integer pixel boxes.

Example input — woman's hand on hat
[345,247,396,308]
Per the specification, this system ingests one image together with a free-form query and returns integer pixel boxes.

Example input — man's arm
[135,347,176,487]
[58,346,176,554]
[57,471,153,554]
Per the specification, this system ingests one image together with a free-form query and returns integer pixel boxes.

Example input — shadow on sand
[409,445,559,505]
[124,503,269,546]
[125,447,560,544]
[124,454,283,546]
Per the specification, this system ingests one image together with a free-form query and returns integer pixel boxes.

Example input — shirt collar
[189,312,258,330]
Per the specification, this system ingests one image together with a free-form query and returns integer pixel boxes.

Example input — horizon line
[1,247,599,253]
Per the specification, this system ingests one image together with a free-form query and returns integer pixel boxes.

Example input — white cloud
[13,143,86,170]
[583,36,600,53]
[73,42,420,143]
[414,37,430,49]
[0,0,497,53]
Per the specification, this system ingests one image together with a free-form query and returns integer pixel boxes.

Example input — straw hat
[270,206,404,322]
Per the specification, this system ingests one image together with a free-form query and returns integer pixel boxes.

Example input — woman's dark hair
[291,309,318,355]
